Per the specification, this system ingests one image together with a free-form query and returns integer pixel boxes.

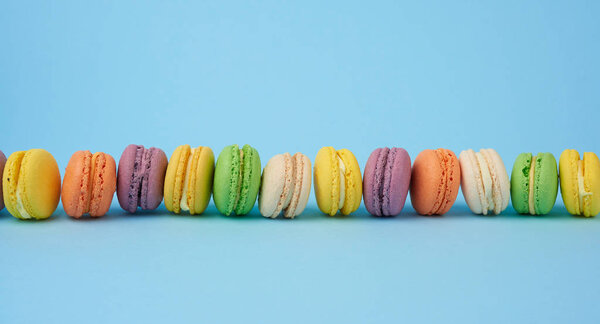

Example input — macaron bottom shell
[0,150,6,211]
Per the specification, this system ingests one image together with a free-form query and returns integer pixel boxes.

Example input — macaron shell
[116,144,138,212]
[88,152,116,217]
[259,154,288,217]
[435,149,460,215]
[3,151,26,218]
[533,153,558,215]
[234,144,261,215]
[286,153,312,217]
[583,152,600,216]
[314,147,340,216]
[192,146,214,215]
[384,148,411,216]
[0,150,6,211]
[183,147,202,214]
[337,149,362,215]
[481,149,510,213]
[164,145,191,213]
[61,151,93,217]
[363,148,385,216]
[5,149,61,220]
[213,145,241,215]
[141,148,168,210]
[559,150,580,215]
[510,153,532,214]
[459,149,485,214]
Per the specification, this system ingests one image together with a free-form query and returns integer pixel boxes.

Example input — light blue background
[1,1,599,323]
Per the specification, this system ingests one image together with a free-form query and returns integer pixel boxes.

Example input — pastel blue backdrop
[1,1,599,323]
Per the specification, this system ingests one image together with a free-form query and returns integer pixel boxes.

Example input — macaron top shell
[0,150,6,210]
[62,151,116,218]
[214,144,261,216]
[363,147,411,216]
[314,147,340,216]
[314,147,362,216]
[3,149,61,220]
[410,148,460,215]
[117,144,168,213]
[510,152,558,215]
[559,150,600,217]
[459,149,510,215]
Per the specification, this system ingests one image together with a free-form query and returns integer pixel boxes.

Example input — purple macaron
[117,144,168,213]
[363,147,411,216]
[0,150,6,211]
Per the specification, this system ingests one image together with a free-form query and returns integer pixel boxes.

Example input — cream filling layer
[338,156,346,210]
[233,149,244,210]
[577,160,591,214]
[528,156,537,215]
[475,152,494,214]
[16,186,32,219]
[180,148,196,212]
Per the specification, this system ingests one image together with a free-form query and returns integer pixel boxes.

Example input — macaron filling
[431,149,455,215]
[16,186,32,219]
[480,149,507,214]
[528,156,537,215]
[232,148,244,211]
[127,146,156,212]
[284,153,306,218]
[337,155,346,211]
[86,153,106,216]
[577,160,591,214]
[179,148,196,212]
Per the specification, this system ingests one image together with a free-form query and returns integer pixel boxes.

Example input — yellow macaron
[164,145,215,215]
[2,149,61,220]
[314,147,362,216]
[559,149,600,217]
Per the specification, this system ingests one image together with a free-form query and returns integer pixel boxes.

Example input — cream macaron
[258,152,312,219]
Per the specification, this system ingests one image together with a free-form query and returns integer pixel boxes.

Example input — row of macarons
[0,145,597,220]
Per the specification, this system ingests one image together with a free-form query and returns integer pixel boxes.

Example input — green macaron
[510,152,558,215]
[213,144,261,216]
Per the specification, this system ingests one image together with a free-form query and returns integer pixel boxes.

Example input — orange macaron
[61,150,117,218]
[410,148,461,215]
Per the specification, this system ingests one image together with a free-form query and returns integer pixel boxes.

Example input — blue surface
[1,1,600,323]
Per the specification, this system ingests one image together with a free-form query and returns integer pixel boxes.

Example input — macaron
[458,149,510,215]
[314,147,362,216]
[410,148,460,215]
[214,144,261,216]
[2,149,61,220]
[559,150,600,217]
[117,144,168,213]
[363,147,411,217]
[0,150,6,211]
[164,144,214,215]
[510,152,558,215]
[61,151,117,218]
[259,152,312,219]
